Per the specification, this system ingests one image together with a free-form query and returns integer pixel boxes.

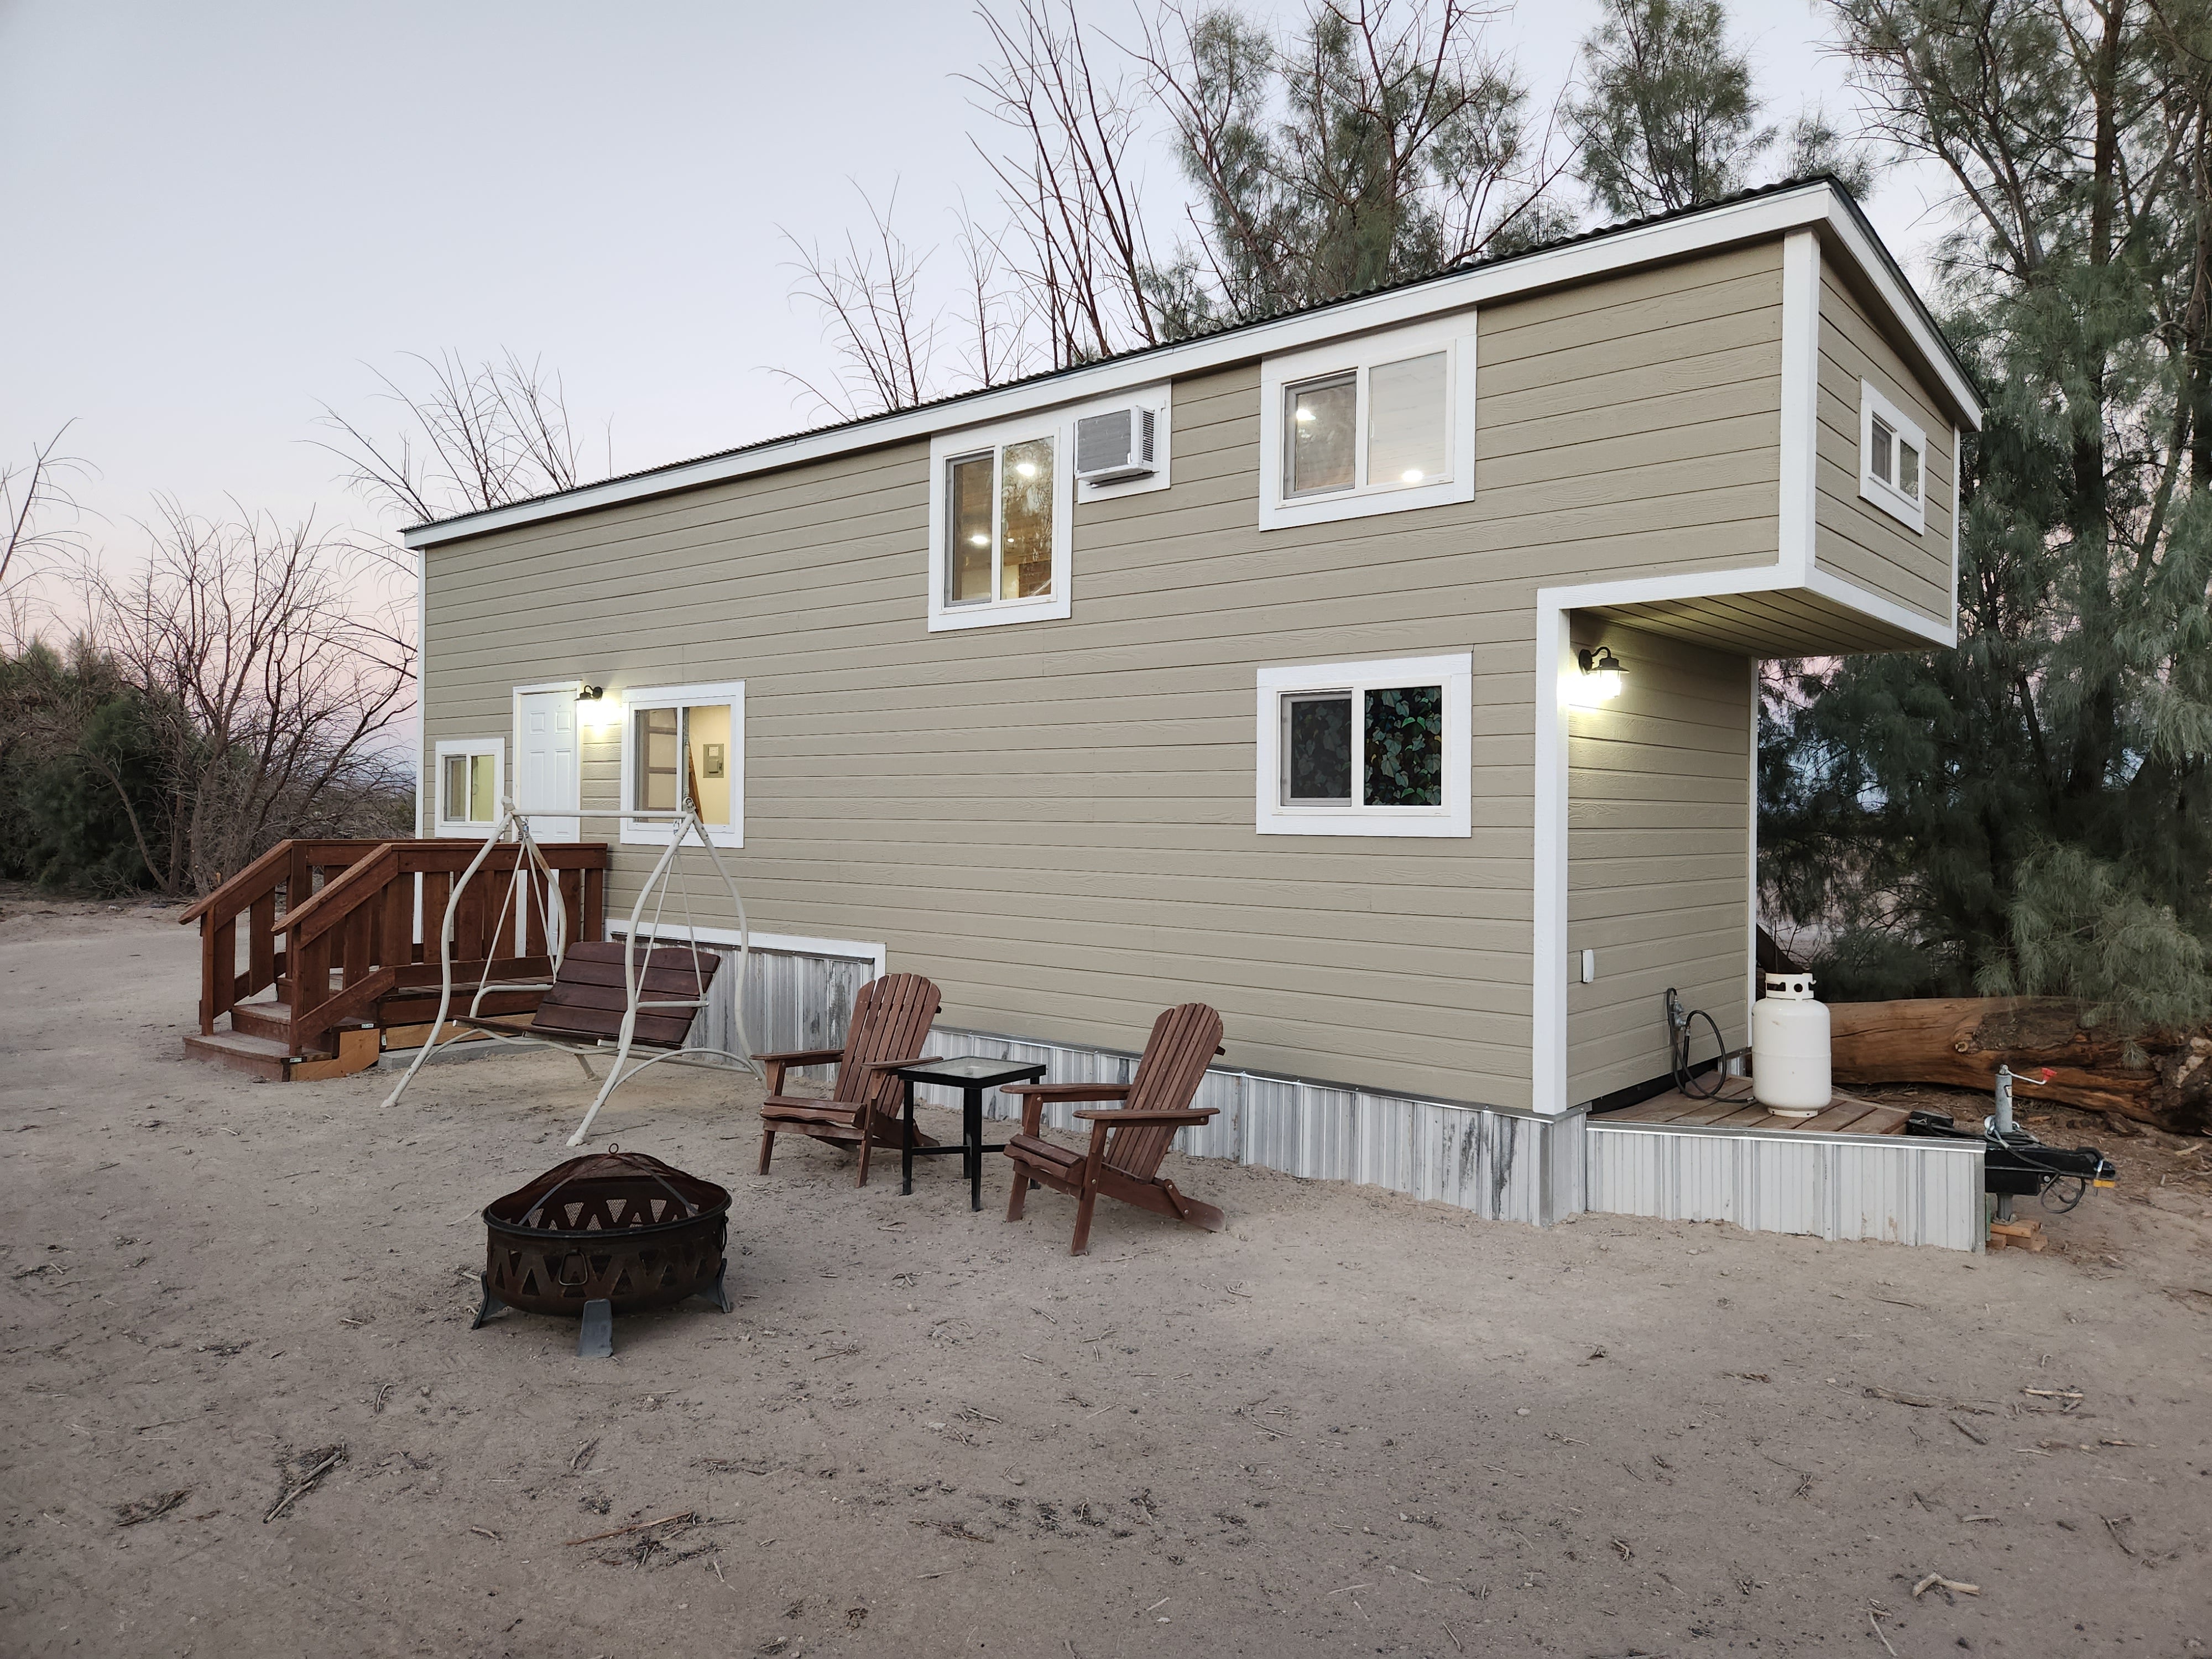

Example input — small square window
[434,740,502,832]
[1859,379,1929,533]
[1258,654,1471,837]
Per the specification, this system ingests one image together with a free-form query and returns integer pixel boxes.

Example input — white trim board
[404,181,1980,552]
[1529,234,1954,1117]
[606,920,887,980]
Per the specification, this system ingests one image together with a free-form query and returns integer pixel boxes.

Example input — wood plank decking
[1598,1076,1910,1136]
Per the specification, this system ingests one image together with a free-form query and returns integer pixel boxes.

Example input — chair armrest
[855,1053,930,1073]
[1071,1106,1219,1124]
[756,1046,845,1095]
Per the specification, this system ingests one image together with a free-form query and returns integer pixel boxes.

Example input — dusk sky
[2,1,1946,564]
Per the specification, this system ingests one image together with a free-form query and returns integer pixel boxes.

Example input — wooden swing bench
[453,940,726,1061]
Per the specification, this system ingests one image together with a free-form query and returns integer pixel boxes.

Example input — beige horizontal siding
[424,239,1788,1110]
[1565,622,1751,1103]
[1814,264,1955,625]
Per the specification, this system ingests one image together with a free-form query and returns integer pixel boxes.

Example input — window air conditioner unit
[1074,405,1157,484]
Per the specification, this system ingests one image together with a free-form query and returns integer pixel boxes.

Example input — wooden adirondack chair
[1000,1003,1225,1254]
[755,973,942,1186]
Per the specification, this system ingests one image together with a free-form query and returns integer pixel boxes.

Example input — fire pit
[474,1147,730,1357]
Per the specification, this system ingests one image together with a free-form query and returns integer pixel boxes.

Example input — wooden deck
[1598,1076,1911,1136]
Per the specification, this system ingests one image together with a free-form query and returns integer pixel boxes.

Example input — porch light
[577,682,605,702]
[1573,645,1626,705]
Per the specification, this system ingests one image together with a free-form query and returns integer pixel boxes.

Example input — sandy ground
[2,896,2209,1659]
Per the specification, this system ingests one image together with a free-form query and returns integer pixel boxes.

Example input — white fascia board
[1818,198,1981,430]
[407,181,1971,551]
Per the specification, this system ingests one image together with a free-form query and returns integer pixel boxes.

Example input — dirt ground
[3,896,2209,1658]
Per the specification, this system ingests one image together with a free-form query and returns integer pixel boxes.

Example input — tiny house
[405,178,1987,1248]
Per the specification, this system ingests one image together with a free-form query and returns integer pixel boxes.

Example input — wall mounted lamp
[1572,645,1626,706]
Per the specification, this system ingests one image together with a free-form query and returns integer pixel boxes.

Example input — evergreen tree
[1570,0,1772,216]
[1763,0,2212,1029]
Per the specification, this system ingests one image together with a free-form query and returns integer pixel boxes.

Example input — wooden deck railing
[182,838,609,1056]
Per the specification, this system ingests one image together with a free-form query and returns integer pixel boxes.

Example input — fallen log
[1828,997,2212,1135]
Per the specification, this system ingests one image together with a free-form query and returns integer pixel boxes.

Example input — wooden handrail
[278,841,610,942]
[176,838,297,925]
[186,834,609,1053]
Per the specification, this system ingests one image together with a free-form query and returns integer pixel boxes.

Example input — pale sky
[2,0,1949,562]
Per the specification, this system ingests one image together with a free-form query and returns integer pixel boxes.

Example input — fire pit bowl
[474,1147,730,1356]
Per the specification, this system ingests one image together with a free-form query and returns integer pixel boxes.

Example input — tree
[1,422,94,633]
[1569,0,1772,217]
[315,349,597,529]
[70,504,414,896]
[1139,0,1573,332]
[1761,0,2212,1032]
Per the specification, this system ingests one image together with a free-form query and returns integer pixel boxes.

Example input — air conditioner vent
[1074,406,1157,484]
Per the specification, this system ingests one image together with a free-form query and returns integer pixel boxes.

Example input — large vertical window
[943,436,1058,607]
[1260,322,1475,530]
[1255,654,1472,837]
[928,416,1073,632]
[619,681,743,848]
[432,739,503,835]
[1859,379,1928,534]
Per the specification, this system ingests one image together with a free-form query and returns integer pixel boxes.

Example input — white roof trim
[406,180,1978,550]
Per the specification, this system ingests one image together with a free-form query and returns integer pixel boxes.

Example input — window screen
[1366,353,1447,486]
[1283,692,1353,803]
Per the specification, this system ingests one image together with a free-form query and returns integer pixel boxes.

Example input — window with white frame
[1859,378,1927,533]
[927,414,1073,632]
[1258,320,1477,531]
[1255,653,1473,837]
[433,739,502,834]
[618,680,743,847]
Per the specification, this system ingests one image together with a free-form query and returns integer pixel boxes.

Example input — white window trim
[1258,317,1478,532]
[1255,653,1473,837]
[618,679,744,848]
[1858,378,1927,534]
[432,737,504,837]
[927,410,1076,633]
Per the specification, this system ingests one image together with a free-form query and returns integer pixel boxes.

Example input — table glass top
[898,1055,1045,1082]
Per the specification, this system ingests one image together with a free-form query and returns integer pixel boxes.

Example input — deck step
[182,1029,325,1081]
[228,999,291,1044]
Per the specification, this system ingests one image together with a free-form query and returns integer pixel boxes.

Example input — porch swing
[378,745,761,1147]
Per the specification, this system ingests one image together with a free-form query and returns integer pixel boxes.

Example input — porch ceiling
[1586,586,1942,658]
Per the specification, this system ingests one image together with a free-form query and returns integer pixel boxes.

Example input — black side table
[886,1056,1048,1211]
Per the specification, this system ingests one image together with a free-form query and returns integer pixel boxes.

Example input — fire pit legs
[578,1299,614,1358]
[472,1274,508,1331]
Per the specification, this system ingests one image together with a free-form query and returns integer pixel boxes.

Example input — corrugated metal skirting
[1585,1122,1985,1251]
[919,1026,1582,1227]
[644,943,874,1066]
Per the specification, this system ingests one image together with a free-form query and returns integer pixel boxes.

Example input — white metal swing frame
[377,797,763,1146]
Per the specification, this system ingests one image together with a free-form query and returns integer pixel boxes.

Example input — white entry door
[514,687,579,843]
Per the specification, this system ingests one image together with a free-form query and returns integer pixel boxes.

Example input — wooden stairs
[179,838,610,1082]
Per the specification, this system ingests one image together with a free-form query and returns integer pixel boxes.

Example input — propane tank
[1751,972,1831,1118]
